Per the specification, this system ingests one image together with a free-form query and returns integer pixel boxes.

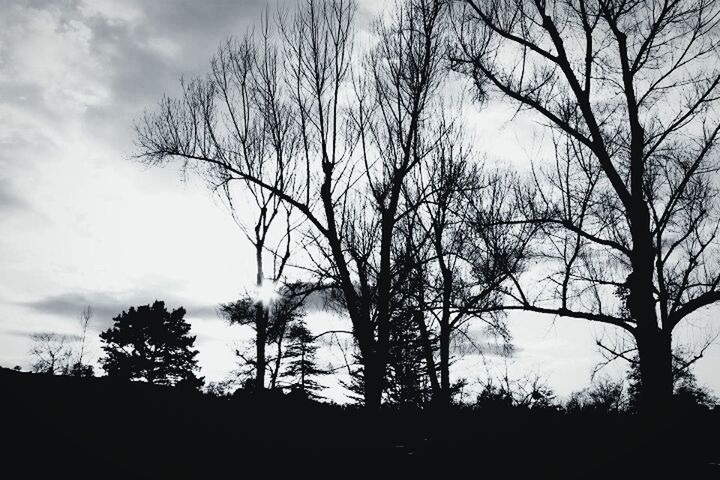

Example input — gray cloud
[20,291,221,331]
[86,1,270,104]
[0,178,29,215]
[0,0,269,191]
[4,329,81,342]
[452,327,517,357]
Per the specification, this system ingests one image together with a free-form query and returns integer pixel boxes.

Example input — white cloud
[0,5,111,113]
[78,0,144,24]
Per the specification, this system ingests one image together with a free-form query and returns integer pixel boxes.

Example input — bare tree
[421,133,531,405]
[326,0,450,405]
[69,305,95,377]
[451,0,720,414]
[135,0,450,408]
[208,22,300,391]
[29,332,72,375]
[390,117,529,406]
[76,305,92,367]
[28,306,94,377]
[136,0,357,395]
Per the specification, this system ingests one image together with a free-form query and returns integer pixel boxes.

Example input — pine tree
[100,301,203,389]
[384,307,433,407]
[281,320,325,399]
[221,284,308,391]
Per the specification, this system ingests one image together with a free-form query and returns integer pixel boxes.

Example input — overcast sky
[1,0,718,402]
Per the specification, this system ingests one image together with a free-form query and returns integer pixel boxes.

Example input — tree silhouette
[210,27,299,392]
[29,332,72,375]
[220,282,312,390]
[418,143,528,405]
[566,378,628,413]
[626,352,717,412]
[100,301,203,389]
[28,306,97,377]
[385,302,435,407]
[69,305,95,377]
[476,372,557,411]
[135,0,457,409]
[451,0,720,415]
[281,320,326,399]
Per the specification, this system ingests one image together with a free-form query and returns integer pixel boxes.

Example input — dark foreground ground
[1,368,718,479]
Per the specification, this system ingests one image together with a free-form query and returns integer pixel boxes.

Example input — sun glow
[256,281,277,305]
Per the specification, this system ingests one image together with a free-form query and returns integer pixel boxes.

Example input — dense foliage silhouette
[99,301,203,389]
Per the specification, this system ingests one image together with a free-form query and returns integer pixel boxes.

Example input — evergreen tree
[100,301,203,389]
[281,320,325,399]
[221,283,309,390]
[383,245,436,407]
[384,307,433,407]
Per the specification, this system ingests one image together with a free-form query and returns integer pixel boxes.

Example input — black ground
[1,367,718,479]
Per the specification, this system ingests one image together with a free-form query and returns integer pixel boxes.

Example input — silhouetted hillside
[1,368,718,478]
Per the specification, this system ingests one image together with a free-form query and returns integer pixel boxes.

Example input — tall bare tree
[208,22,299,391]
[136,0,450,408]
[77,305,92,368]
[332,0,451,405]
[136,0,361,400]
[401,120,529,406]
[29,332,72,375]
[451,0,720,414]
[70,305,95,377]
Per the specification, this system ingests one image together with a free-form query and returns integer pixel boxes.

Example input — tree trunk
[434,220,454,407]
[439,318,451,405]
[438,255,453,406]
[372,210,396,408]
[636,328,673,416]
[629,203,673,416]
[255,244,266,391]
[270,334,283,390]
[320,167,384,409]
[415,309,440,399]
[362,354,384,409]
[300,341,306,395]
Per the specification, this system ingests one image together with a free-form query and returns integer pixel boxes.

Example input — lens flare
[256,281,277,305]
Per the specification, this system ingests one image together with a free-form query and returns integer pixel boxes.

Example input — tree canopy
[100,301,203,389]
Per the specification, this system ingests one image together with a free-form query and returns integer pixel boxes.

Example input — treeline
[132,0,720,415]
[23,290,715,414]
